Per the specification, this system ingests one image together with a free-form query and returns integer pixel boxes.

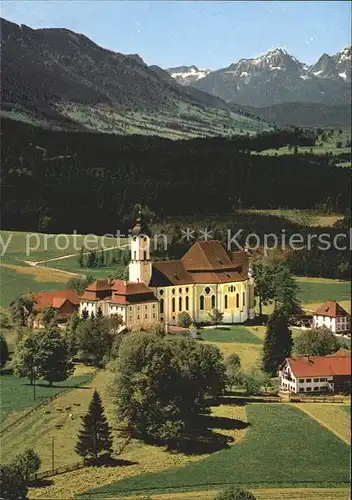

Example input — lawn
[297,278,351,306]
[0,230,127,308]
[199,326,263,344]
[78,404,350,498]
[0,369,94,426]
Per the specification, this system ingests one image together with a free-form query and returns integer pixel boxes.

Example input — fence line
[0,369,99,437]
[35,460,85,480]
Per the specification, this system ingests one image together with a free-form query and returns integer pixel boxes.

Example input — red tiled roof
[85,279,113,292]
[150,241,249,286]
[33,289,80,310]
[313,300,350,318]
[111,280,154,295]
[286,355,351,377]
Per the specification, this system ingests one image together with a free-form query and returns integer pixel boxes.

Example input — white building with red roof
[279,351,351,394]
[313,300,351,334]
[79,215,255,328]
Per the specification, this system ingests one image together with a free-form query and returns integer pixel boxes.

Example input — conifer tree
[262,308,293,376]
[75,390,113,462]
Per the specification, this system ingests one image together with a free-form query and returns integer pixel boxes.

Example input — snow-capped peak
[166,65,211,86]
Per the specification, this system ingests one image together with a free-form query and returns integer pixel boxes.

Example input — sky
[1,1,351,69]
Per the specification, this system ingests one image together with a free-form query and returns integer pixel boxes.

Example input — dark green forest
[1,118,350,234]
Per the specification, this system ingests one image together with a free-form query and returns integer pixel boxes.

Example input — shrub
[214,487,256,500]
[177,311,192,328]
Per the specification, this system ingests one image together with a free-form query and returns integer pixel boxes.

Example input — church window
[228,286,231,292]
[137,306,140,310]
[137,315,140,320]
[143,251,147,260]
[134,251,137,260]
[185,296,189,310]
[145,313,148,319]
[143,236,147,241]
[172,297,175,312]
[179,287,182,294]
[205,286,211,295]
[236,293,239,308]
[153,304,155,308]
[243,292,245,307]
[160,299,164,314]
[179,297,182,311]
[211,295,216,309]
[145,305,147,309]
[186,287,189,293]
[159,289,164,296]
[199,295,204,310]
[153,313,156,318]
[224,295,228,309]
[172,288,175,294]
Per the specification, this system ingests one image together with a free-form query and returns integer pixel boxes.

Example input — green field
[199,326,263,344]
[0,372,93,425]
[0,230,127,308]
[79,404,350,498]
[296,278,351,306]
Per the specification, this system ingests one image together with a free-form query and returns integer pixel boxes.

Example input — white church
[79,216,255,329]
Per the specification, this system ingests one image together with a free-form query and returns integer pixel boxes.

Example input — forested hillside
[1,119,350,234]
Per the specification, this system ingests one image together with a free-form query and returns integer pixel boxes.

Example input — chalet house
[279,351,351,394]
[32,289,80,326]
[313,301,351,334]
[79,216,255,328]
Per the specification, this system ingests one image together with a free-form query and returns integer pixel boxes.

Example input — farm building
[278,351,351,394]
[32,289,80,326]
[313,300,351,334]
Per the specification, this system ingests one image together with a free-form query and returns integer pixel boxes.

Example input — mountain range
[0,18,268,138]
[1,17,350,134]
[167,47,351,107]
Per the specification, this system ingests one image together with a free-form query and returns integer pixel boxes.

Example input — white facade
[313,314,350,334]
[128,235,152,285]
[279,360,334,394]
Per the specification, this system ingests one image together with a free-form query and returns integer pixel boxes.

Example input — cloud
[305,36,315,45]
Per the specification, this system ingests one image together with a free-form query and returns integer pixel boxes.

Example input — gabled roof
[284,354,351,377]
[111,280,155,295]
[33,289,80,310]
[150,241,249,286]
[314,301,350,318]
[85,279,113,292]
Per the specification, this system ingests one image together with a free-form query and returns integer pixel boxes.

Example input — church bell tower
[128,211,152,285]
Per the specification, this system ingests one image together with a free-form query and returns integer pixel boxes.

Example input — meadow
[0,367,95,426]
[0,230,127,307]
[79,404,351,498]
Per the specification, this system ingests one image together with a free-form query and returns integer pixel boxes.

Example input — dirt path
[22,243,130,279]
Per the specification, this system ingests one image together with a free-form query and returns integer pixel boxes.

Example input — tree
[78,246,85,267]
[38,328,74,385]
[11,329,74,385]
[214,487,256,500]
[177,311,192,328]
[11,332,42,385]
[208,308,224,325]
[77,317,114,366]
[40,307,58,328]
[272,264,301,315]
[294,326,340,356]
[82,308,89,320]
[262,308,293,376]
[11,448,41,483]
[0,311,11,329]
[67,275,94,295]
[252,262,275,316]
[0,464,28,500]
[9,294,35,327]
[75,390,113,462]
[112,333,226,444]
[225,353,241,391]
[65,311,82,356]
[108,313,124,334]
[0,332,9,368]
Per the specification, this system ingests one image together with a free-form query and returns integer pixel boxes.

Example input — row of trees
[78,247,129,269]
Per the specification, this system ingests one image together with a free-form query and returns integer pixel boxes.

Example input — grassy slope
[79,404,350,498]
[0,367,95,426]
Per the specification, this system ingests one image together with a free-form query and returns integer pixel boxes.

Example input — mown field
[0,365,95,426]
[79,404,350,498]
